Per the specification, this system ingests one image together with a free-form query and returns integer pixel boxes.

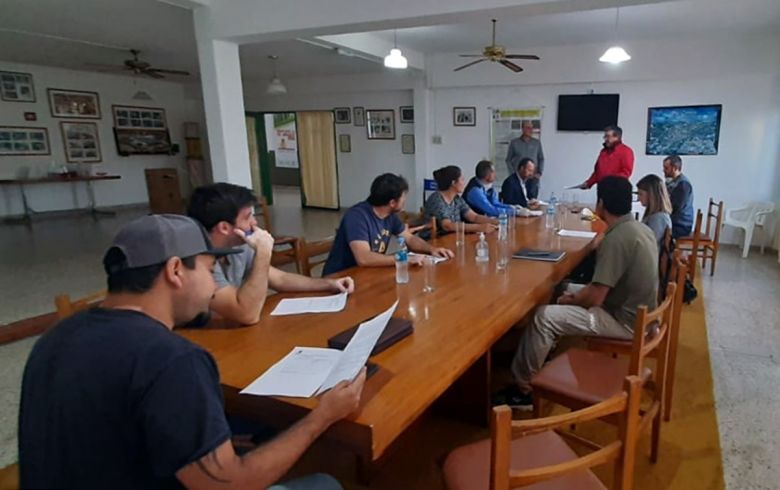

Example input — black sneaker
[492,385,534,412]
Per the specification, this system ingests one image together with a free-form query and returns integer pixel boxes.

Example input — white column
[195,10,252,187]
[411,73,434,211]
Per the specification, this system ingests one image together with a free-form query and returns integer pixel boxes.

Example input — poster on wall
[646,104,722,156]
[490,107,543,182]
[264,113,299,168]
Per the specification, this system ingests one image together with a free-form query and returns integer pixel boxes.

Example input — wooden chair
[677,198,723,276]
[401,208,437,238]
[443,376,643,490]
[54,290,107,319]
[297,237,335,277]
[254,195,302,272]
[683,210,703,282]
[586,251,688,421]
[530,283,676,463]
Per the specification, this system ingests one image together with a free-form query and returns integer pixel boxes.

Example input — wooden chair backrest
[297,238,335,277]
[54,290,107,320]
[705,198,724,243]
[688,210,703,281]
[490,375,643,490]
[628,282,676,379]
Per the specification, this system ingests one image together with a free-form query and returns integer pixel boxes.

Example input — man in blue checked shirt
[464,160,517,217]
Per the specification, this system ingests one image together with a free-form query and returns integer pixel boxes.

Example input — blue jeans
[268,473,343,490]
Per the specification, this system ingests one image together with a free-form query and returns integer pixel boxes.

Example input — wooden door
[296,111,339,209]
[145,168,183,214]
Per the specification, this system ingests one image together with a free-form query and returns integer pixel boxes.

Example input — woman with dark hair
[423,165,497,235]
[636,174,672,247]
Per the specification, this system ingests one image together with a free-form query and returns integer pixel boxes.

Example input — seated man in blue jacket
[501,157,540,209]
[464,160,517,217]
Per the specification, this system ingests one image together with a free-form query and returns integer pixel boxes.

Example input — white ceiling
[0,0,778,83]
[371,0,780,53]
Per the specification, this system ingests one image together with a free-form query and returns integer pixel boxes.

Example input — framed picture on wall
[60,121,102,163]
[339,134,351,153]
[401,134,415,154]
[48,89,101,119]
[114,128,172,155]
[453,107,476,126]
[0,126,50,156]
[113,105,168,130]
[366,109,395,140]
[334,107,351,124]
[645,104,722,155]
[400,106,414,123]
[0,71,36,102]
[353,106,365,126]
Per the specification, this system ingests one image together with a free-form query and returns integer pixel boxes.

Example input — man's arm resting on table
[401,229,454,259]
[558,283,610,309]
[269,266,354,293]
[177,372,366,490]
[348,240,396,267]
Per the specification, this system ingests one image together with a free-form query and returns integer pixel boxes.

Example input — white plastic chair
[722,202,775,258]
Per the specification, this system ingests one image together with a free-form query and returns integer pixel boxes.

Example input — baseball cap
[103,214,241,273]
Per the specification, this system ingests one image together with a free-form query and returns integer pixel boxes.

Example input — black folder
[328,317,414,355]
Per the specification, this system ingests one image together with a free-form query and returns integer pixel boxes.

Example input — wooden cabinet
[145,168,183,214]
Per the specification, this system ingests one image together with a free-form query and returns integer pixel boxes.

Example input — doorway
[246,111,340,210]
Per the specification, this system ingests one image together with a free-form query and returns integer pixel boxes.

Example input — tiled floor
[0,190,778,489]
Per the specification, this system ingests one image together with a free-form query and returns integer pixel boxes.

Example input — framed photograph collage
[0,126,50,156]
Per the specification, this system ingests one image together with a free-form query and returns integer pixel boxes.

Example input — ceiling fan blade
[149,68,191,76]
[458,54,484,57]
[504,54,540,60]
[499,59,523,72]
[84,63,126,72]
[143,70,165,79]
[454,58,486,72]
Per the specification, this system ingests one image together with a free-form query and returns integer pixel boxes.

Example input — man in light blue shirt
[464,160,516,217]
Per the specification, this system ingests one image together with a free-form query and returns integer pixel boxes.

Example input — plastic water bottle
[395,237,409,284]
[476,232,489,263]
[498,209,508,241]
[545,200,556,230]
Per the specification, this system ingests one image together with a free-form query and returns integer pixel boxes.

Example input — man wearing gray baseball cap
[19,214,365,489]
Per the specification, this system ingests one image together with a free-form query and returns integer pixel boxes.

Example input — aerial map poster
[646,104,722,156]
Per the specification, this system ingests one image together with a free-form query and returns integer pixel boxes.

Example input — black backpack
[659,232,698,304]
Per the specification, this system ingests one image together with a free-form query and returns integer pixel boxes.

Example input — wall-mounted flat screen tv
[557,94,620,131]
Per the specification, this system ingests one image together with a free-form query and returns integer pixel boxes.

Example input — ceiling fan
[454,19,540,73]
[86,49,190,79]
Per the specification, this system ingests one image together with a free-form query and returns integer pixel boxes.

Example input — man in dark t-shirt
[322,173,453,276]
[19,215,365,489]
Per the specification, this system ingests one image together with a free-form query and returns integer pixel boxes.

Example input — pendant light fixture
[384,30,408,69]
[599,8,631,64]
[265,55,287,95]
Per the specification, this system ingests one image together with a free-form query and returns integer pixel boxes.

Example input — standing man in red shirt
[578,126,634,189]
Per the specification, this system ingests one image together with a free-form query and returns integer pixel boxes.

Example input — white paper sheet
[564,184,583,190]
[317,300,399,394]
[270,292,348,316]
[557,229,598,239]
[408,252,447,264]
[240,347,341,397]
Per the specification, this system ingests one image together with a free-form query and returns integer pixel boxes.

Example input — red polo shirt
[585,142,634,188]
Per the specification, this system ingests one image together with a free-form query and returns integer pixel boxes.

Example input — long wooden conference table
[179,210,602,473]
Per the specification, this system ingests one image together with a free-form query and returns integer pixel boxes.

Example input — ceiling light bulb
[266,76,287,95]
[599,46,631,64]
[384,48,408,69]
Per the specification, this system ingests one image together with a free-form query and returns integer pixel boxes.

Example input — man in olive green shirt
[506,176,658,410]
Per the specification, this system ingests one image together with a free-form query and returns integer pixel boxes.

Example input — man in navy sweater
[663,155,694,238]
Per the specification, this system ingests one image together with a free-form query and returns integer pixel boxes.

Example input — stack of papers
[241,301,399,398]
[557,229,597,239]
[270,292,348,316]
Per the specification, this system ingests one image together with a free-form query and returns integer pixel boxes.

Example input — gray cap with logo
[104,214,241,273]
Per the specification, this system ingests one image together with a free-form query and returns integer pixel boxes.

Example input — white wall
[423,33,780,244]
[244,88,415,208]
[0,61,202,217]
